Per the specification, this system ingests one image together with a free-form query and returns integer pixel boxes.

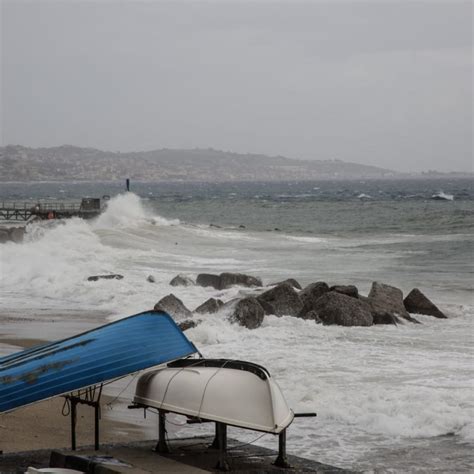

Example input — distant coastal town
[2,145,469,182]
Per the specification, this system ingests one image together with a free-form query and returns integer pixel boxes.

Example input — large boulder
[194,298,224,314]
[154,294,193,320]
[170,274,195,287]
[257,299,276,316]
[178,319,200,331]
[330,285,358,298]
[313,292,373,326]
[257,283,303,317]
[404,288,447,319]
[87,274,123,281]
[219,272,262,290]
[196,272,262,290]
[270,278,302,290]
[359,295,400,325]
[300,310,322,324]
[230,297,264,329]
[368,282,419,323]
[298,282,330,316]
[196,273,221,289]
[0,226,25,243]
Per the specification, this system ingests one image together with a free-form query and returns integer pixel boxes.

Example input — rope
[158,357,206,411]
[227,432,268,451]
[61,397,71,416]
[105,373,139,409]
[196,359,232,420]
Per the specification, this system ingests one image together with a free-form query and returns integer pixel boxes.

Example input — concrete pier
[0,437,355,473]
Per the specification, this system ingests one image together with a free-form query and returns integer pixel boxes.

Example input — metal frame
[64,384,103,451]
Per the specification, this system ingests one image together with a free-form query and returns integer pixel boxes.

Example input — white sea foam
[93,193,179,229]
[431,191,454,201]
[1,192,472,470]
[284,235,330,244]
[183,310,474,467]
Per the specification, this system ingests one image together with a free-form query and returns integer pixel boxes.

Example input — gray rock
[257,283,303,317]
[147,275,156,283]
[196,272,262,290]
[404,288,447,319]
[178,319,200,331]
[330,285,358,298]
[359,295,400,325]
[0,226,25,244]
[298,281,330,316]
[154,294,193,320]
[300,310,322,324]
[270,278,302,290]
[372,312,401,325]
[219,272,263,289]
[258,299,276,316]
[87,274,124,281]
[170,274,195,287]
[368,281,419,323]
[10,227,25,243]
[313,291,373,326]
[230,297,264,329]
[0,228,9,244]
[194,298,224,314]
[221,298,240,312]
[196,273,221,289]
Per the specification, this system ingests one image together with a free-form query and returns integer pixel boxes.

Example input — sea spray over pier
[0,180,473,471]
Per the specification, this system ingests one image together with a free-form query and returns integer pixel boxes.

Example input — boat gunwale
[167,358,270,380]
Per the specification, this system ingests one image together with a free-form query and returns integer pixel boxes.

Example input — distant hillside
[0,145,398,182]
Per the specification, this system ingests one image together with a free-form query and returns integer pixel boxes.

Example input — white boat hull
[133,359,294,434]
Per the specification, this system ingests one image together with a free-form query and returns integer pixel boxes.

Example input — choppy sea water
[0,179,473,472]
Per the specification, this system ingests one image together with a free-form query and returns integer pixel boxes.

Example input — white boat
[133,358,294,434]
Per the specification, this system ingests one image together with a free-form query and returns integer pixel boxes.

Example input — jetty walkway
[0,198,103,222]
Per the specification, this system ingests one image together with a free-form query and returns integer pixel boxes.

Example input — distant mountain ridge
[0,145,398,182]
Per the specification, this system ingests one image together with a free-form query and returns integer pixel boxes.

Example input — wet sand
[0,395,151,454]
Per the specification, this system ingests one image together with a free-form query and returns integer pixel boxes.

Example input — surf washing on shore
[0,179,473,471]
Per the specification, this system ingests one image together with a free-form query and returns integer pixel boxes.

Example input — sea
[0,178,473,472]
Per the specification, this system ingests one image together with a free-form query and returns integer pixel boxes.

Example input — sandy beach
[0,394,149,454]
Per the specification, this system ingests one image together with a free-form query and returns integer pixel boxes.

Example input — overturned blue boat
[0,310,198,413]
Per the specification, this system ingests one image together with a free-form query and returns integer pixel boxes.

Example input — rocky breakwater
[0,226,25,243]
[151,272,448,331]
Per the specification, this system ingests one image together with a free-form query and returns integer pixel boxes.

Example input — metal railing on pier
[0,199,102,221]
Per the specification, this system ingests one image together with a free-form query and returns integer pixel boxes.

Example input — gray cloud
[1,0,472,172]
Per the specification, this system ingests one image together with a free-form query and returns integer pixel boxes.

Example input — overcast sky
[1,0,472,172]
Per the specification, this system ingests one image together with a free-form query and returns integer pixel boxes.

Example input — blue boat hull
[0,310,198,413]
